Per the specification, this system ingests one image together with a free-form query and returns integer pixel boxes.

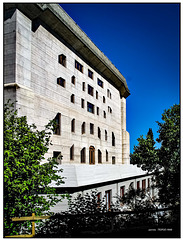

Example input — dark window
[71,94,75,103]
[103,96,105,103]
[105,190,111,211]
[96,91,98,99]
[106,150,108,162]
[81,122,85,134]
[98,78,103,88]
[108,106,112,113]
[81,98,85,108]
[75,60,83,73]
[70,145,74,160]
[107,89,110,98]
[58,54,66,67]
[142,180,146,190]
[57,77,65,88]
[137,181,140,190]
[98,127,101,139]
[105,130,107,141]
[54,113,61,135]
[81,147,86,163]
[71,119,75,133]
[112,156,115,164]
[87,102,94,114]
[97,107,99,116]
[112,132,115,146]
[104,111,106,118]
[71,76,75,85]
[90,123,94,134]
[82,82,85,91]
[88,84,94,96]
[53,151,62,164]
[148,178,150,188]
[98,149,102,163]
[88,69,93,79]
[120,186,125,197]
[89,146,95,164]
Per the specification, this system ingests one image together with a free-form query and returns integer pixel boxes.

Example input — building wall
[4,9,130,165]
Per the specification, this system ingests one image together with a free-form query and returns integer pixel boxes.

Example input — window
[142,180,146,190]
[120,186,125,198]
[71,119,75,133]
[148,178,150,188]
[53,151,62,164]
[90,123,94,134]
[97,192,102,205]
[105,190,111,211]
[81,98,85,108]
[107,89,110,98]
[112,132,115,146]
[137,181,140,190]
[58,54,66,67]
[88,69,93,79]
[98,127,101,139]
[97,107,99,115]
[88,84,94,96]
[96,91,98,99]
[98,78,103,88]
[81,147,86,163]
[106,150,108,162]
[108,106,112,113]
[89,146,95,164]
[105,130,107,141]
[75,60,83,73]
[82,82,85,91]
[70,145,74,160]
[71,94,75,103]
[112,156,115,164]
[103,96,105,103]
[81,122,85,134]
[71,75,75,85]
[57,77,65,88]
[54,113,61,135]
[87,102,94,114]
[98,149,102,163]
[104,111,106,118]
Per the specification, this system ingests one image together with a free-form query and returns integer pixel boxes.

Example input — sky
[60,3,180,153]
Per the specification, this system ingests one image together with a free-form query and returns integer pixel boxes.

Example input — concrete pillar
[121,97,130,164]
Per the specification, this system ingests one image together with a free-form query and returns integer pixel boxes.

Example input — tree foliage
[4,101,65,236]
[130,104,180,206]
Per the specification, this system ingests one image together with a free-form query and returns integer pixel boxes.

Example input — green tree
[4,101,65,236]
[156,104,180,206]
[130,128,158,172]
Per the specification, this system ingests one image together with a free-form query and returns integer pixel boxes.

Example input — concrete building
[4,3,153,212]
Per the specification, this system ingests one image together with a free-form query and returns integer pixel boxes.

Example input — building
[4,3,153,212]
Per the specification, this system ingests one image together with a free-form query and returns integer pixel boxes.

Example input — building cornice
[4,3,130,98]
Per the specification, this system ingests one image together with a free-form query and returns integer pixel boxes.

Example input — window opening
[57,77,65,88]
[58,54,66,67]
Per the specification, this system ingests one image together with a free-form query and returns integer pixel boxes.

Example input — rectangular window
[148,178,150,188]
[53,151,62,164]
[54,113,61,135]
[71,119,75,133]
[96,91,98,99]
[112,156,115,164]
[90,123,94,135]
[106,150,108,162]
[98,78,103,88]
[87,102,94,114]
[70,145,74,160]
[98,149,102,163]
[97,107,99,116]
[98,127,101,139]
[104,111,106,118]
[75,60,83,73]
[105,190,111,211]
[120,186,125,197]
[71,76,75,85]
[71,94,75,103]
[58,54,66,67]
[82,82,85,91]
[88,84,94,96]
[81,147,86,163]
[57,77,65,88]
[81,98,85,108]
[88,69,93,79]
[137,181,140,190]
[81,122,85,134]
[142,179,146,190]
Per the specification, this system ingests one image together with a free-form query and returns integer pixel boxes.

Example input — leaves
[4,101,64,236]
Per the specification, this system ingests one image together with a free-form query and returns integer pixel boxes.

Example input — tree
[130,128,158,172]
[4,101,65,236]
[156,104,180,206]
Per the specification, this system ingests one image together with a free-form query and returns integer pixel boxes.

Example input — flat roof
[4,3,130,98]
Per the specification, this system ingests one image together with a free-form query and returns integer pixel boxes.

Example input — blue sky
[60,3,180,153]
